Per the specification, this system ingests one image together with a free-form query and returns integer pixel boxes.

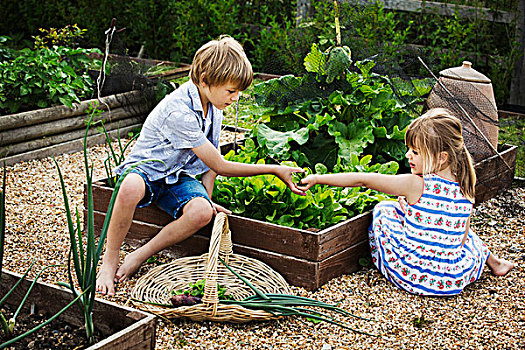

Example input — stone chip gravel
[2,136,524,349]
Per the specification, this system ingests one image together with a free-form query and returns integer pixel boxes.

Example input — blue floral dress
[368,174,490,296]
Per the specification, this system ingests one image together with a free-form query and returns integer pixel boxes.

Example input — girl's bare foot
[487,254,515,276]
[115,250,146,283]
[96,253,120,296]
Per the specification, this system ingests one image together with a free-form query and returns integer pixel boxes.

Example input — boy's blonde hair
[190,35,253,91]
[405,108,476,202]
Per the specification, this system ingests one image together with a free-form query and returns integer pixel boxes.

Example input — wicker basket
[131,212,292,322]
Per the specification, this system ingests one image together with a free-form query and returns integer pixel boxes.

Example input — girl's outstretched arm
[298,172,424,204]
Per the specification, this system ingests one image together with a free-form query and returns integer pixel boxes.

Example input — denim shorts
[130,170,212,219]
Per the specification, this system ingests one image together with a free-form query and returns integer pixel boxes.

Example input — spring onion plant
[0,289,87,348]
[55,111,159,344]
[217,257,377,336]
[0,263,58,335]
[98,119,140,188]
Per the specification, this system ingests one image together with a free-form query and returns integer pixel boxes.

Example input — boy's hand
[275,166,306,196]
[296,174,318,191]
[212,202,232,215]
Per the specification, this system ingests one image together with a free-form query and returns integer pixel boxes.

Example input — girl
[298,108,514,296]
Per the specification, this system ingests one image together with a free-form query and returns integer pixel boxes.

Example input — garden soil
[0,304,102,349]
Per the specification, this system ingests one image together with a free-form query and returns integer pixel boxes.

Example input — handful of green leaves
[170,279,233,307]
[291,167,311,186]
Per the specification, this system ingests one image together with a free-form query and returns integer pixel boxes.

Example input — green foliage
[325,46,352,83]
[0,45,100,114]
[251,48,428,168]
[33,24,87,49]
[213,145,397,230]
[499,114,525,178]
[0,37,15,62]
[412,314,434,328]
[172,279,233,301]
[407,7,521,104]
[246,15,317,75]
[212,43,426,230]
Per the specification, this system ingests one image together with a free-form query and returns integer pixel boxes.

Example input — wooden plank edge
[0,124,142,167]
[0,90,150,131]
[89,314,157,350]
[1,116,143,157]
[318,239,370,288]
[0,269,155,339]
[355,0,515,23]
[91,209,323,261]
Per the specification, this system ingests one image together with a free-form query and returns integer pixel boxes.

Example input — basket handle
[201,213,233,309]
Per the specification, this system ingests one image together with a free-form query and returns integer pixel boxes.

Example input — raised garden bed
[0,90,156,167]
[86,143,517,290]
[0,270,156,349]
[0,58,192,167]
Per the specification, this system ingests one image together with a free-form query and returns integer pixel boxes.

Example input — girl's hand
[212,202,231,215]
[297,174,318,191]
[274,166,306,196]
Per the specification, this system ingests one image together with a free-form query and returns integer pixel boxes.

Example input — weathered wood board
[0,270,157,349]
[0,89,156,166]
[474,144,518,205]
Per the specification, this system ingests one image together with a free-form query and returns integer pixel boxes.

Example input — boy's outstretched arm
[192,141,306,195]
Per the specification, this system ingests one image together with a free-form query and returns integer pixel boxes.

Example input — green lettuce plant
[213,139,397,230]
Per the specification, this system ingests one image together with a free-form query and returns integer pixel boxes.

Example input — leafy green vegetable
[213,148,396,230]
[325,45,352,83]
[172,279,233,301]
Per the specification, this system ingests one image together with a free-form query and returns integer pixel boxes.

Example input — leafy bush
[0,45,100,114]
[249,44,431,168]
[33,24,87,49]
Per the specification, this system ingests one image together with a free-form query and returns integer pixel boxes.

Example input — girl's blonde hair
[405,108,476,202]
[190,35,253,91]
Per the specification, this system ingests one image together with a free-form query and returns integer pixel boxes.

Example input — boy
[96,36,304,296]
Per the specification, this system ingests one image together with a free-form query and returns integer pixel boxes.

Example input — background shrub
[0,0,520,106]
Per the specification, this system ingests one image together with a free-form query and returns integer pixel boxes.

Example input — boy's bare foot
[96,254,120,296]
[115,250,146,283]
[487,255,515,276]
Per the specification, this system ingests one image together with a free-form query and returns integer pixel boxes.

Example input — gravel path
[2,137,524,350]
